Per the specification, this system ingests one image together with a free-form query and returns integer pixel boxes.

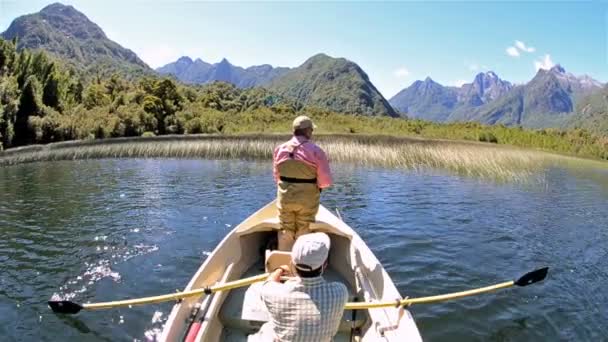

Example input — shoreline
[2,134,591,183]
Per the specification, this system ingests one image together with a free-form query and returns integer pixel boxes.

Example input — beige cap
[292,116,316,130]
[291,233,330,271]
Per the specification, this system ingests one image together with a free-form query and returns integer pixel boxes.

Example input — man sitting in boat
[254,233,348,341]
[273,116,332,251]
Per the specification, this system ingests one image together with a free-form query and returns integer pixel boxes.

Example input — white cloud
[469,63,479,71]
[394,67,411,78]
[506,40,536,58]
[506,46,520,57]
[534,54,555,71]
[515,40,536,53]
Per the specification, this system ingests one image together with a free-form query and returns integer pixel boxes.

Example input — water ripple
[0,159,607,341]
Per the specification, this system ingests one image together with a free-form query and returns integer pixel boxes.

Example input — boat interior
[162,203,418,342]
[220,231,368,341]
[180,229,370,342]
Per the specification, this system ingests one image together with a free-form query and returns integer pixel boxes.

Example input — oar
[48,272,270,315]
[345,267,549,310]
[49,267,548,314]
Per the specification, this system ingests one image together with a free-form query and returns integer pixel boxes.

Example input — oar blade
[514,267,549,286]
[48,301,83,314]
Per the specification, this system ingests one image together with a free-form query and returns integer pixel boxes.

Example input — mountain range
[2,2,606,133]
[158,53,397,116]
[157,56,290,87]
[390,71,514,122]
[390,67,605,128]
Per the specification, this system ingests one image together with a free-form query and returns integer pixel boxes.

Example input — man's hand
[269,265,290,282]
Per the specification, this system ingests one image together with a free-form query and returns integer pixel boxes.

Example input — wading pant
[276,160,319,251]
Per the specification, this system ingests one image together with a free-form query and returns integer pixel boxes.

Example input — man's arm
[260,269,284,308]
[315,148,332,189]
[272,146,280,184]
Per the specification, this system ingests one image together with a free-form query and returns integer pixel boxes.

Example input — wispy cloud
[394,67,411,78]
[515,40,535,53]
[506,46,520,57]
[506,40,535,57]
[534,54,555,71]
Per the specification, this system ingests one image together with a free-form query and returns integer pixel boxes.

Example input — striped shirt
[260,276,348,342]
[273,135,333,189]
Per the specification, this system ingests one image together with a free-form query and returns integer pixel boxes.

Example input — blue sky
[1,1,607,97]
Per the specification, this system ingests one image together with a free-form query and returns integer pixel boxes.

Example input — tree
[105,74,126,101]
[42,64,63,110]
[67,79,84,105]
[0,76,19,148]
[29,52,50,80]
[114,103,156,137]
[0,39,17,75]
[83,83,110,109]
[140,78,183,134]
[29,107,61,144]
[14,75,42,145]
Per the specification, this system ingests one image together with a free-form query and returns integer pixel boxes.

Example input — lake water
[1,159,607,341]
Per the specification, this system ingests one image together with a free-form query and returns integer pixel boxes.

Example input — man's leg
[278,205,297,251]
[295,209,315,236]
[294,186,320,237]
[278,230,296,251]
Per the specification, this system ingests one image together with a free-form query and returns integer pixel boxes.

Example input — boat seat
[265,250,292,273]
[220,266,366,336]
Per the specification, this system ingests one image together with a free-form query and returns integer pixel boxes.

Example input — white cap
[292,115,316,130]
[291,233,331,271]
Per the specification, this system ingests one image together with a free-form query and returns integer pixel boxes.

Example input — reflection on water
[0,159,607,341]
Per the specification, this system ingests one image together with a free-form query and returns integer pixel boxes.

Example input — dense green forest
[0,38,606,160]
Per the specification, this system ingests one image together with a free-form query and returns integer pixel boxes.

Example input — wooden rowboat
[160,200,423,341]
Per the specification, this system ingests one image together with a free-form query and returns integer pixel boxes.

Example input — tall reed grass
[0,134,579,182]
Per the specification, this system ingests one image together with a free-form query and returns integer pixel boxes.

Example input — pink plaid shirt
[273,136,333,189]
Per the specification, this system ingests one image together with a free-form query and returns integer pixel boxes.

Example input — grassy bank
[225,110,608,160]
[1,134,582,182]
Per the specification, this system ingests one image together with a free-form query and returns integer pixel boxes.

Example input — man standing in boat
[273,116,332,251]
[255,233,348,341]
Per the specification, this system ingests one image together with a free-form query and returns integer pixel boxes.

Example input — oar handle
[83,273,269,310]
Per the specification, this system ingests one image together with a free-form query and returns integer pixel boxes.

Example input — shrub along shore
[2,133,598,183]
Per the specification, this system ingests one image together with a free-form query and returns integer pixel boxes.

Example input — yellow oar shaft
[344,280,514,310]
[81,276,515,311]
[82,273,269,310]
